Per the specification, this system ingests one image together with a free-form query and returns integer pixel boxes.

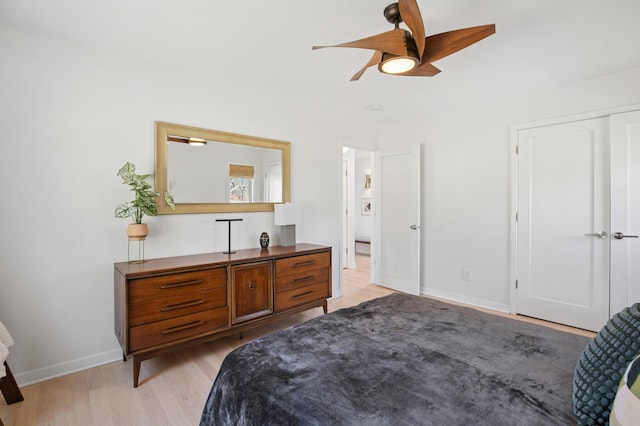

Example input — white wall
[379,67,640,311]
[0,23,377,384]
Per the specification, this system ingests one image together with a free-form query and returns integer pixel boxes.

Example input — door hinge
[515,145,519,155]
[515,212,518,222]
[515,280,518,289]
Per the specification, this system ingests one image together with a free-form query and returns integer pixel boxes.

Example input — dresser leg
[122,352,127,362]
[239,332,244,339]
[133,357,141,388]
[323,300,328,314]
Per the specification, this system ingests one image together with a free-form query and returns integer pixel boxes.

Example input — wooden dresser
[114,244,331,387]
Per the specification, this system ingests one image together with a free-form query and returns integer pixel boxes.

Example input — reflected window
[228,164,254,203]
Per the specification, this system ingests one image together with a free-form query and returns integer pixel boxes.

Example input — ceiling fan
[312,0,495,81]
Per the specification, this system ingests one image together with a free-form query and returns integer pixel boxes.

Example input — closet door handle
[612,232,639,240]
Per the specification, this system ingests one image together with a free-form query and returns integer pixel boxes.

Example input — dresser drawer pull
[160,299,205,312]
[160,320,204,334]
[292,290,314,299]
[159,279,203,290]
[293,275,314,283]
[293,260,316,268]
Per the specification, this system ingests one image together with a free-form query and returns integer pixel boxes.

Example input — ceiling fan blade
[350,51,383,81]
[398,0,425,60]
[400,62,441,77]
[313,29,408,56]
[421,24,496,64]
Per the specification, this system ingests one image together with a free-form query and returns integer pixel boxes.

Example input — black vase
[260,232,270,249]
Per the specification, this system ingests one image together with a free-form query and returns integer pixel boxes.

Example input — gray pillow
[573,303,640,425]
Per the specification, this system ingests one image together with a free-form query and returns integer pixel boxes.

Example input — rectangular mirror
[155,121,291,214]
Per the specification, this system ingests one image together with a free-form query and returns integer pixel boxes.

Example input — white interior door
[516,118,610,331]
[342,149,356,270]
[610,110,640,314]
[373,145,421,295]
[264,163,282,202]
[342,159,349,269]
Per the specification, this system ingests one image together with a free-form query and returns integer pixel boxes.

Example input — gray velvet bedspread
[200,293,590,425]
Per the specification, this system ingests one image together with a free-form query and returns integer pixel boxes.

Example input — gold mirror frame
[155,121,291,214]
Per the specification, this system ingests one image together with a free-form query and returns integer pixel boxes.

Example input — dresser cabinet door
[231,261,274,324]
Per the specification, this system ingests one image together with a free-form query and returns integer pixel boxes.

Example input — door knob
[584,231,607,239]
[612,232,639,240]
[410,224,421,230]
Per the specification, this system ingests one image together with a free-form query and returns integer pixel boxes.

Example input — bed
[200,293,590,425]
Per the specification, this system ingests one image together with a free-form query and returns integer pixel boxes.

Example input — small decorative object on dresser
[114,243,331,387]
[259,232,270,248]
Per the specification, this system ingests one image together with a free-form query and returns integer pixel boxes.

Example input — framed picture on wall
[361,198,371,215]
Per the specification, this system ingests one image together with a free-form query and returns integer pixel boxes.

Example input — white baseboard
[420,287,511,314]
[14,348,123,386]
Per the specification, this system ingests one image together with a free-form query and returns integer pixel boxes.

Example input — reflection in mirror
[155,122,290,214]
[168,140,283,203]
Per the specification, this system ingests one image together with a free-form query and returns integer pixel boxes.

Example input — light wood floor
[0,254,592,425]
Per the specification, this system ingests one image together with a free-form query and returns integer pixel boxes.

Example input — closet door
[516,118,610,331]
[610,110,640,314]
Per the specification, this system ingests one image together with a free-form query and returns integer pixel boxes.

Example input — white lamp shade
[274,203,299,225]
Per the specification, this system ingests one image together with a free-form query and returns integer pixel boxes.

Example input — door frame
[509,103,640,316]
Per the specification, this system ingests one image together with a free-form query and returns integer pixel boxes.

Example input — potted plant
[115,161,175,240]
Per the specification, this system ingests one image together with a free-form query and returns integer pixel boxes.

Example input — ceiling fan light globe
[379,55,419,74]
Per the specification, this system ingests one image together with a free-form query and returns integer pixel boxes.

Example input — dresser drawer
[129,268,226,300]
[274,282,330,312]
[275,267,329,293]
[129,307,229,352]
[129,286,227,326]
[275,252,330,277]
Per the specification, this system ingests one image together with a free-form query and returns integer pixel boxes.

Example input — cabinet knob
[249,282,256,290]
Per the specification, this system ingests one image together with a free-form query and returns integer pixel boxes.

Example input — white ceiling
[2,0,640,125]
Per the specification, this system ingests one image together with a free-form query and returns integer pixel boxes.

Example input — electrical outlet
[463,268,473,281]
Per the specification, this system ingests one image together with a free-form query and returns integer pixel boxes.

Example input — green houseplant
[115,161,175,240]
